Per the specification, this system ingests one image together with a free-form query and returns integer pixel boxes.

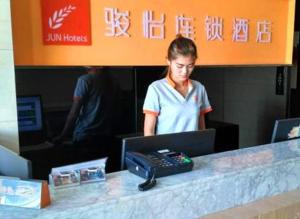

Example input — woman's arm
[199,114,206,130]
[144,113,157,136]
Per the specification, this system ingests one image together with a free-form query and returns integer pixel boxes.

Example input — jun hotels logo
[41,0,91,45]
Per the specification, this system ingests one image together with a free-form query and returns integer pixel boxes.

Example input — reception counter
[1,139,300,218]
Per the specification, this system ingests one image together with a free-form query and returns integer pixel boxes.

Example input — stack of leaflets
[0,176,50,208]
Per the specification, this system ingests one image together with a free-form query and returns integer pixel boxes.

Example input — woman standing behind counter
[143,35,212,136]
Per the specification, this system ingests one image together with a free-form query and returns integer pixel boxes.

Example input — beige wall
[0,0,19,153]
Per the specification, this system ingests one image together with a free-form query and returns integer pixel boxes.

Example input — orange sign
[41,0,91,45]
[11,0,296,66]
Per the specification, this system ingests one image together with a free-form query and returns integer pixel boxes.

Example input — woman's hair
[160,35,197,77]
[167,34,198,61]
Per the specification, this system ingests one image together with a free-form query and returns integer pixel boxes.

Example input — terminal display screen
[271,118,300,143]
[17,96,43,132]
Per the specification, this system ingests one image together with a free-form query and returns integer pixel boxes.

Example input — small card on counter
[49,169,80,188]
[49,157,107,188]
[0,177,50,209]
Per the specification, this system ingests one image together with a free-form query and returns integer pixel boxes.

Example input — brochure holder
[0,177,51,209]
[49,158,107,189]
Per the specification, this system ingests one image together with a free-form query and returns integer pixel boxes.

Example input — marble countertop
[1,139,300,218]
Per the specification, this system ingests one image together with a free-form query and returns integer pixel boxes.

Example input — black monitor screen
[17,96,43,132]
[271,117,300,143]
[121,129,216,170]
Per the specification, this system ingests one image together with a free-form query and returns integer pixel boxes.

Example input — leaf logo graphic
[48,5,76,30]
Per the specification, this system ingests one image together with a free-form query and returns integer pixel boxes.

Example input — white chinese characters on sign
[104,8,130,37]
[143,10,165,39]
[176,15,194,40]
[256,20,272,43]
[232,18,249,42]
[205,16,223,41]
[102,8,273,44]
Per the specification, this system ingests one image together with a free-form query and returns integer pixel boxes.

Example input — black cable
[138,170,156,191]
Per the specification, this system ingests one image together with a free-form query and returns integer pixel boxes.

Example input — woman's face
[168,55,195,84]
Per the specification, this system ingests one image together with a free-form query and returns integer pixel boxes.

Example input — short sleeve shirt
[73,73,117,141]
[143,78,212,135]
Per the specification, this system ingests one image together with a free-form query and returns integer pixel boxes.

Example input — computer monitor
[271,117,300,143]
[17,95,45,146]
[121,129,216,170]
[0,145,32,179]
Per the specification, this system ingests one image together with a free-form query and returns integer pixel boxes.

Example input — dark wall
[15,65,289,147]
[15,67,136,137]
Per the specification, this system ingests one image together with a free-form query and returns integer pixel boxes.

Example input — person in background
[53,66,120,168]
[143,35,212,136]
